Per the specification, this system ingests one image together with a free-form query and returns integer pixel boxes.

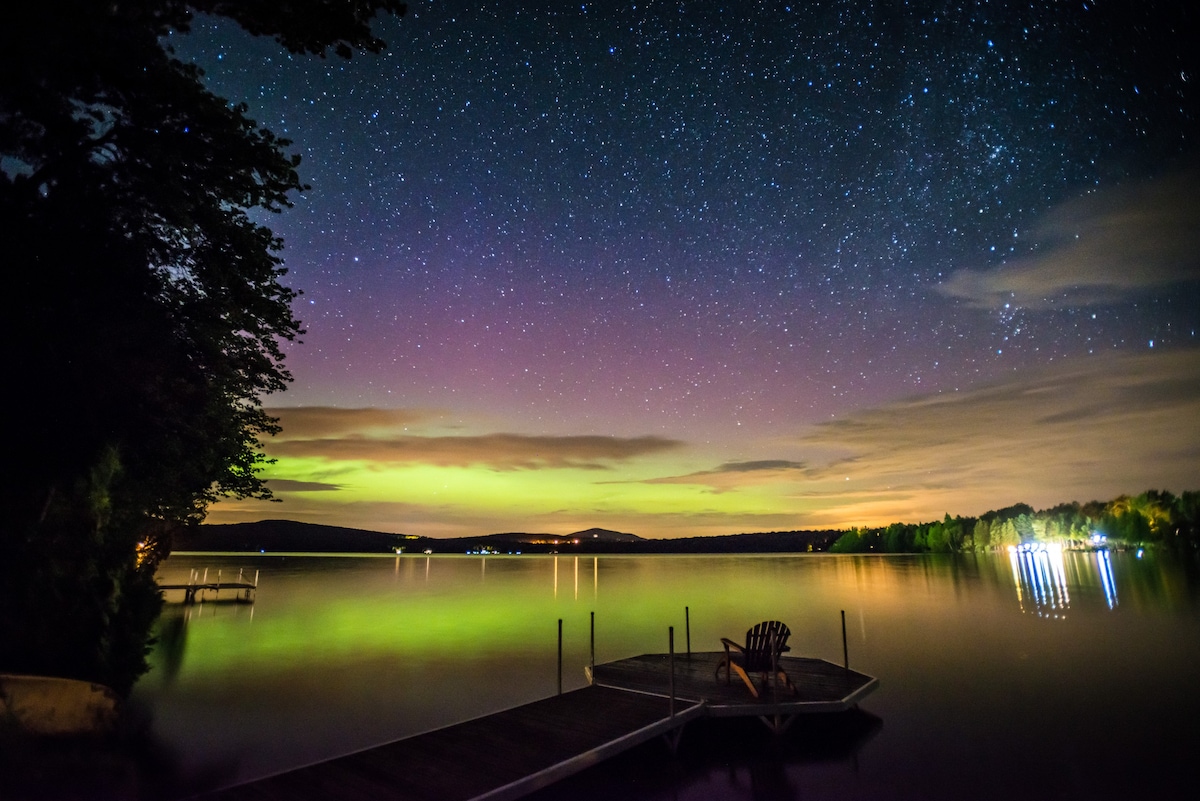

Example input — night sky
[183,2,1200,538]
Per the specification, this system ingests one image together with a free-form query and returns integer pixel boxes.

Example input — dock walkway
[197,652,876,801]
[201,685,703,801]
[158,581,257,604]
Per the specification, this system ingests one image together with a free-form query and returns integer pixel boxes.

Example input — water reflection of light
[1096,550,1118,609]
[1007,542,1070,619]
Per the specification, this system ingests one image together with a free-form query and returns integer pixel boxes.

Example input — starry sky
[184,1,1200,539]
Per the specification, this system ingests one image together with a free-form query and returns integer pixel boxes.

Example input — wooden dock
[197,685,704,801]
[159,568,258,604]
[193,651,876,801]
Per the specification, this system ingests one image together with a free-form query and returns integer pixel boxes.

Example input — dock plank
[196,652,876,801]
[200,685,701,801]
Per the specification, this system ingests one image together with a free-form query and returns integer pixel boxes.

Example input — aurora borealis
[185,2,1199,538]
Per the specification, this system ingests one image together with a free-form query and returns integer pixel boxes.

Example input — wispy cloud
[634,459,808,492]
[938,168,1200,309]
[263,478,343,492]
[794,348,1200,525]
[714,460,808,473]
[268,430,684,470]
[267,406,433,438]
[225,351,1199,537]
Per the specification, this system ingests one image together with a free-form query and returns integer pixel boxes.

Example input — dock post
[589,611,595,682]
[254,569,259,587]
[557,618,563,695]
[668,626,676,717]
[217,569,221,599]
[685,606,691,659]
[841,609,849,669]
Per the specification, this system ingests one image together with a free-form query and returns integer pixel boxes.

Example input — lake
[134,550,1200,800]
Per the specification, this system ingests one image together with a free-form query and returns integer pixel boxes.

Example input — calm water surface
[136,551,1200,799]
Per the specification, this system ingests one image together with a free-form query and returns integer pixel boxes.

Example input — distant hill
[572,527,642,542]
[184,520,835,554]
[481,527,643,545]
[177,520,413,553]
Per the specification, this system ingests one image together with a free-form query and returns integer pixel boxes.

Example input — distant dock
[196,649,877,800]
[159,567,258,604]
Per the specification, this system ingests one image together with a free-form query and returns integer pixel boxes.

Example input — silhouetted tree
[1,0,405,694]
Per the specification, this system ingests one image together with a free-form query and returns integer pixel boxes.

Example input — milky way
[181,2,1200,536]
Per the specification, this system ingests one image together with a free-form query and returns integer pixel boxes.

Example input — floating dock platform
[592,651,878,726]
[197,652,877,801]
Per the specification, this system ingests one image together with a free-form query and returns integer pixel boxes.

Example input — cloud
[267,406,432,438]
[267,431,684,470]
[263,478,342,492]
[633,459,808,492]
[713,460,808,473]
[793,347,1200,525]
[221,353,1200,537]
[938,168,1200,309]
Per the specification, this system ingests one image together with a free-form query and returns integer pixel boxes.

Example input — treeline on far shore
[191,489,1200,557]
[828,489,1200,554]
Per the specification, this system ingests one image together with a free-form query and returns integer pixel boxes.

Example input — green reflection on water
[150,550,1200,681]
[139,550,1200,796]
[152,555,839,679]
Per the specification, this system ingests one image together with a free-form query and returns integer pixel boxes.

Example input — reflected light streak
[1097,550,1118,609]
[1008,542,1070,619]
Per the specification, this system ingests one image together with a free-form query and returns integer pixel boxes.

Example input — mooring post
[589,611,595,682]
[685,606,691,659]
[668,626,676,717]
[557,618,563,695]
[254,569,259,587]
[841,609,849,669]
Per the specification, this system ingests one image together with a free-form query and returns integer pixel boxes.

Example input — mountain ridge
[178,519,837,554]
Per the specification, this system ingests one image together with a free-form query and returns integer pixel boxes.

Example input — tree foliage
[1,0,404,694]
[822,490,1200,559]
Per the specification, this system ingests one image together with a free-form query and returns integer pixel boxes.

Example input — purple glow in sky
[180,2,1200,538]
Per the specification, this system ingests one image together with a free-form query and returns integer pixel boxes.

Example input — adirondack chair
[715,620,796,698]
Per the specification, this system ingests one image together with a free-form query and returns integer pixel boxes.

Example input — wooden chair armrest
[719,638,745,652]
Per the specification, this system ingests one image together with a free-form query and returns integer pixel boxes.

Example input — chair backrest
[743,620,790,671]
